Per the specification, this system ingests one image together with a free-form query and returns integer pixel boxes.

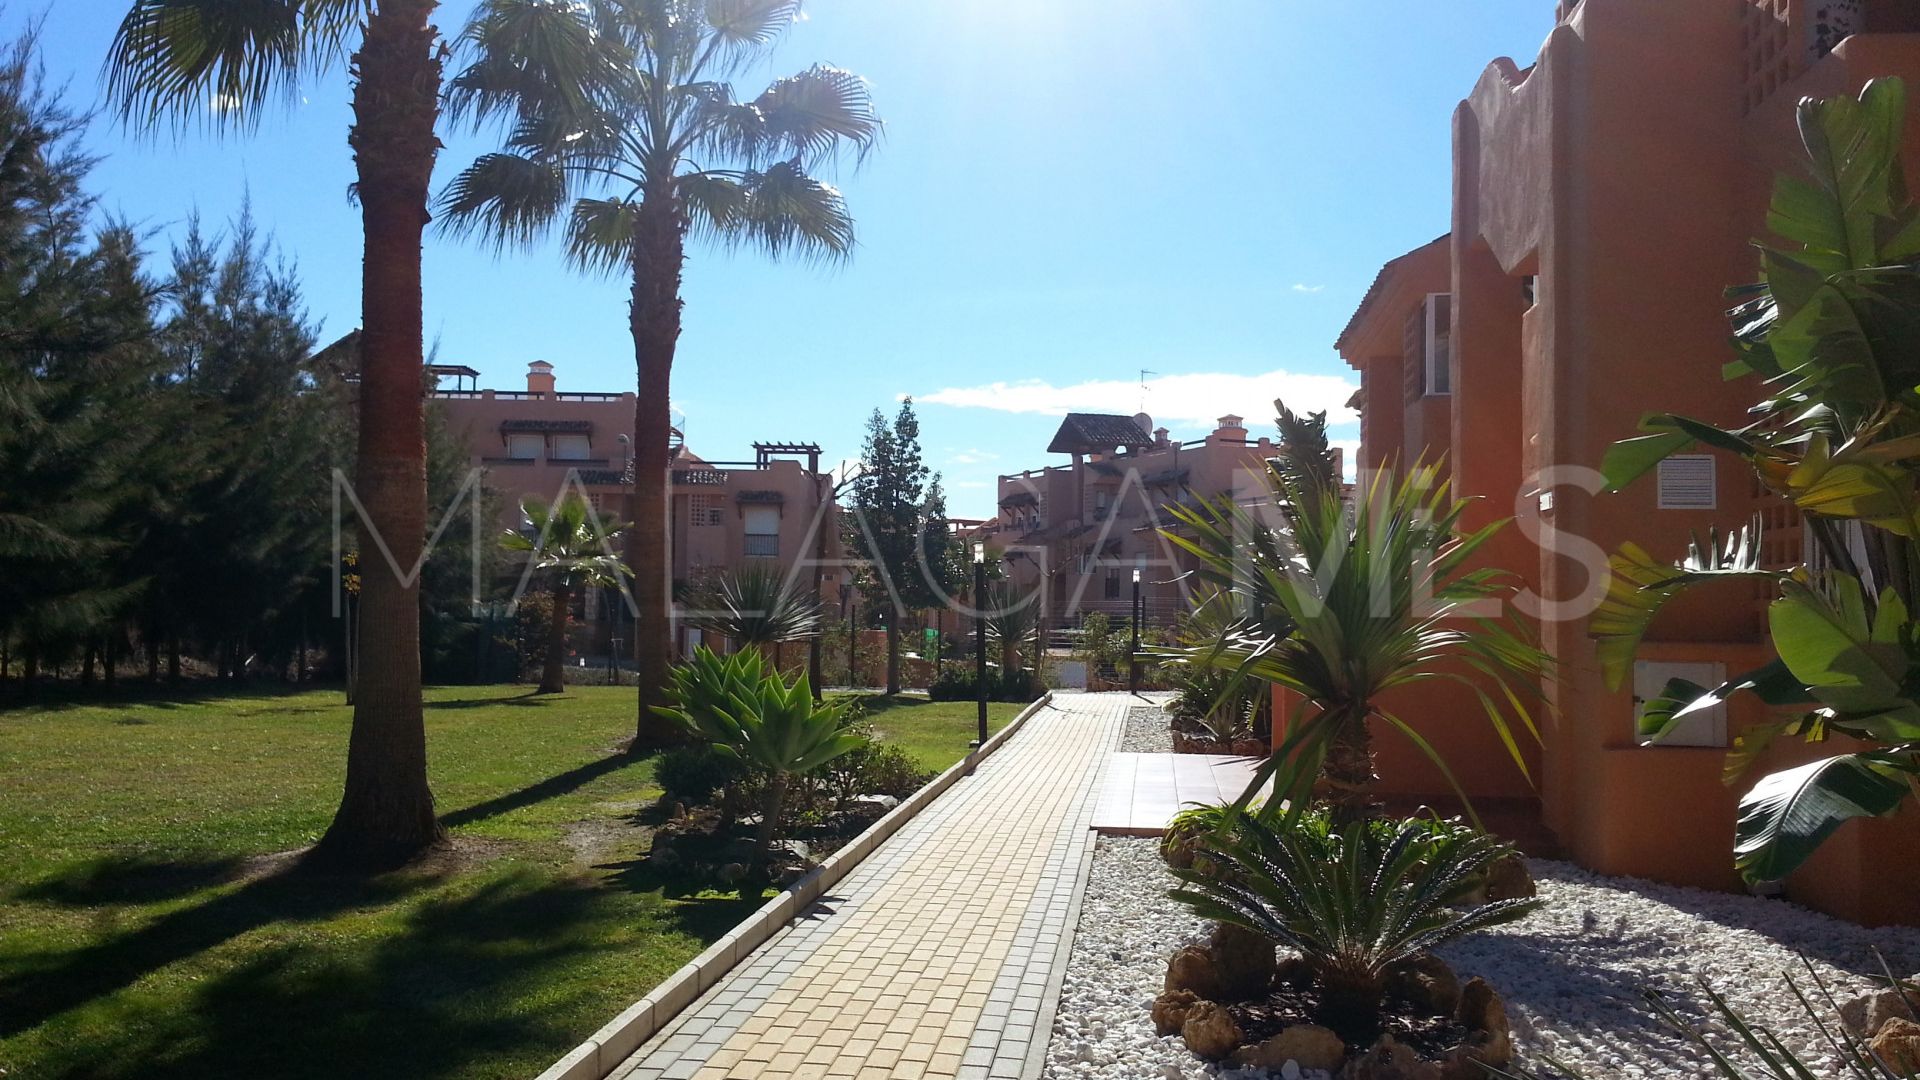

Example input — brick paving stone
[608,694,1128,1080]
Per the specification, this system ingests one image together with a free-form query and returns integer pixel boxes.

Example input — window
[1423,293,1452,395]
[1093,490,1111,519]
[1633,660,1727,747]
[744,505,780,558]
[691,494,724,527]
[506,433,542,459]
[551,434,592,460]
[1103,572,1121,600]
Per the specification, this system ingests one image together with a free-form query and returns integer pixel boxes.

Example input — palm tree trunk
[311,0,445,870]
[540,577,572,693]
[1324,707,1378,825]
[628,193,687,750]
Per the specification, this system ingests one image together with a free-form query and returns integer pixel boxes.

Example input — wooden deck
[1089,752,1271,835]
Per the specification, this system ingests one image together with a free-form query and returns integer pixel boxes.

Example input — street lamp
[1128,564,1142,695]
[973,541,988,750]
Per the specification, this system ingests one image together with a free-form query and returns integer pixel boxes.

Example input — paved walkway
[1090,751,1267,835]
[611,693,1131,1080]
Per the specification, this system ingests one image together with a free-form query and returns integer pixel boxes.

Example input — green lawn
[0,685,1026,1080]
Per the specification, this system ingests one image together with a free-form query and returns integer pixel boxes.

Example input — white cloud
[918,368,1359,432]
[949,448,998,465]
[1291,283,1325,294]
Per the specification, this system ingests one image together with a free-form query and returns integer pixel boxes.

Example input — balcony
[744,534,780,558]
[673,468,728,487]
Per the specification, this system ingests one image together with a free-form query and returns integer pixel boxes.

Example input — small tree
[846,399,955,693]
[501,494,629,694]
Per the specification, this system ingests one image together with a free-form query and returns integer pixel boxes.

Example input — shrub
[1170,813,1541,1034]
[655,744,750,804]
[836,742,933,799]
[928,663,1037,702]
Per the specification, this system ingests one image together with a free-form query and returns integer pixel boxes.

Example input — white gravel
[1121,704,1176,754]
[1043,836,1920,1079]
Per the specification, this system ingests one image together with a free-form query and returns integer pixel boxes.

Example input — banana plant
[1594,78,1920,884]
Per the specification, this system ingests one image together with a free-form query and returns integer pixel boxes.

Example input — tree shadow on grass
[423,689,551,710]
[23,869,657,1080]
[10,854,246,907]
[439,753,642,829]
[593,855,768,940]
[0,859,434,1039]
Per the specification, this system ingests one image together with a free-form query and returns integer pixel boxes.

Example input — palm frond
[563,196,642,275]
[726,158,854,261]
[749,64,881,167]
[108,0,365,129]
[436,151,572,248]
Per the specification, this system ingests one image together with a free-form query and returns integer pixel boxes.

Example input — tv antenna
[1139,369,1157,412]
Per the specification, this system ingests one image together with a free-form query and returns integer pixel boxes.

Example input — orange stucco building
[1338,0,1920,924]
[434,362,844,652]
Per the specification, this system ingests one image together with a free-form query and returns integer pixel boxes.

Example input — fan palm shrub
[982,581,1039,676]
[1170,813,1542,1036]
[1163,405,1547,822]
[107,0,447,868]
[438,0,880,739]
[681,565,823,667]
[500,494,630,693]
[653,646,864,851]
[1591,78,1920,884]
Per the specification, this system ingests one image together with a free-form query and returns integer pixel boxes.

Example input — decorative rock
[1150,989,1199,1036]
[1178,1001,1242,1061]
[1840,983,1917,1036]
[1273,955,1315,989]
[1230,1023,1345,1072]
[1164,945,1223,1001]
[852,793,900,811]
[1872,1017,1920,1074]
[1209,922,1276,1001]
[1385,952,1461,1014]
[1453,977,1513,1065]
[1345,1033,1442,1080]
[1483,854,1537,902]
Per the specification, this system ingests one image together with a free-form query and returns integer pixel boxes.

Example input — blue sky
[16,1,1552,518]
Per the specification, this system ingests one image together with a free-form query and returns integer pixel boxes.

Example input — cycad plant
[653,646,864,851]
[1591,78,1920,884]
[501,494,630,694]
[438,0,880,740]
[1163,404,1547,822]
[1170,812,1542,1036]
[681,565,822,659]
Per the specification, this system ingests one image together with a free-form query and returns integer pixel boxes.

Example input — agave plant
[1162,404,1547,822]
[652,646,864,851]
[681,566,823,652]
[1169,813,1543,1028]
[1592,79,1920,884]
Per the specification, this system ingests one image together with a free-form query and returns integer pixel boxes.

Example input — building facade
[433,362,843,652]
[977,412,1298,635]
[1338,0,1920,924]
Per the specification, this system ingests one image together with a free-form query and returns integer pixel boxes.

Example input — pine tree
[847,398,953,694]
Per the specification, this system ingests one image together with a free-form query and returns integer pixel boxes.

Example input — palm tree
[437,0,880,747]
[501,494,631,694]
[1163,403,1548,823]
[108,0,447,868]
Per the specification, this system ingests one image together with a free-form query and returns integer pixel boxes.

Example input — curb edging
[536,691,1057,1080]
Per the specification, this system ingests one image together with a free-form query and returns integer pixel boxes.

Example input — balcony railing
[743,534,780,558]
[673,468,728,486]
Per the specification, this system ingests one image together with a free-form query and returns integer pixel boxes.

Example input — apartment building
[978,411,1296,633]
[1337,0,1920,923]
[433,362,843,647]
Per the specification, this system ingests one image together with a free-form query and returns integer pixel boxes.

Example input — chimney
[1153,426,1170,448]
[526,360,555,396]
[1213,414,1247,442]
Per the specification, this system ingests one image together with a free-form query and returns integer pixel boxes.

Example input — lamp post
[1128,564,1142,695]
[973,541,988,749]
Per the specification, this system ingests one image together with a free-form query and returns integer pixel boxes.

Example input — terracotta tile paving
[610,693,1130,1080]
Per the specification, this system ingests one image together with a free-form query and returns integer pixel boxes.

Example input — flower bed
[1043,837,1920,1079]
